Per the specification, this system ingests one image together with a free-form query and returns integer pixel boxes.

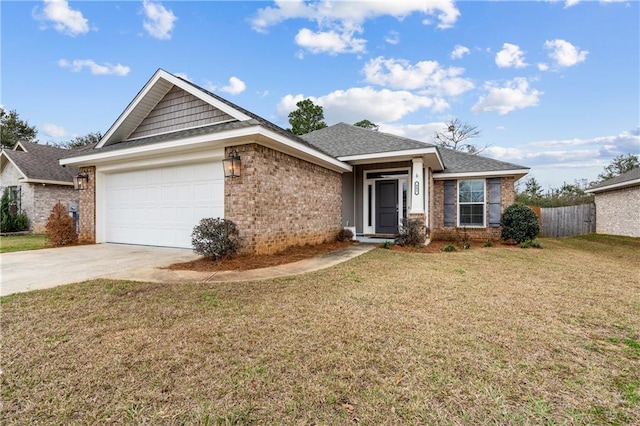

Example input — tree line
[0,107,101,150]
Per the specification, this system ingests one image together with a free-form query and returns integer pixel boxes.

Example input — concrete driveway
[0,244,202,296]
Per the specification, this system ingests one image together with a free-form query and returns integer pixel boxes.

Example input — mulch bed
[169,239,521,272]
[168,241,353,272]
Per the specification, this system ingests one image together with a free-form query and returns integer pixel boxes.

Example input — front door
[375,180,398,234]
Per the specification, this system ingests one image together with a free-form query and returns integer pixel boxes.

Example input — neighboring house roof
[1,141,78,185]
[586,167,640,194]
[303,122,528,177]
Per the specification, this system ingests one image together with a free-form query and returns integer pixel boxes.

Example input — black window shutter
[488,178,501,227]
[444,180,455,226]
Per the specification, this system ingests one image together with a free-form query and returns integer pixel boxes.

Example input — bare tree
[433,118,486,154]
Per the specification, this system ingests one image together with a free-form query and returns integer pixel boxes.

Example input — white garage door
[104,161,224,248]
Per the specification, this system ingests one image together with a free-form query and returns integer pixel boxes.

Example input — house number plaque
[414,181,420,195]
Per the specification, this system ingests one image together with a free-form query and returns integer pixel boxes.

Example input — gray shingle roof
[176,75,334,156]
[302,122,528,173]
[588,167,640,191]
[301,122,434,157]
[437,146,528,174]
[2,141,78,183]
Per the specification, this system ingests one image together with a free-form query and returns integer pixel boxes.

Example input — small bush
[337,228,354,242]
[483,240,494,248]
[463,241,471,250]
[442,244,457,252]
[501,204,540,244]
[45,202,78,247]
[191,218,240,260]
[395,218,426,248]
[380,240,394,249]
[522,239,543,249]
[0,189,29,232]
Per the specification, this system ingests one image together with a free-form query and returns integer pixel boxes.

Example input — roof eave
[585,178,640,194]
[433,168,530,180]
[61,124,352,173]
[20,178,74,186]
[337,147,444,170]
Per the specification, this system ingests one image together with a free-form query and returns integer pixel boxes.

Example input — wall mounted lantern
[73,173,89,190]
[223,149,241,178]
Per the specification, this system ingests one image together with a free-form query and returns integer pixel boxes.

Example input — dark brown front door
[375,180,398,234]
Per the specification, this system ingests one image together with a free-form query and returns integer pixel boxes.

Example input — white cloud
[450,44,470,60]
[483,128,640,186]
[278,86,446,124]
[472,77,542,115]
[42,123,69,138]
[564,0,581,8]
[385,30,400,45]
[251,0,460,32]
[142,0,177,40]
[251,0,459,55]
[220,77,246,95]
[495,43,527,68]
[58,59,130,76]
[378,122,445,143]
[295,27,366,54]
[544,39,588,68]
[537,63,550,72]
[35,0,90,36]
[363,56,474,96]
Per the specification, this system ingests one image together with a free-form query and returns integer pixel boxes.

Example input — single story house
[60,69,529,254]
[585,167,640,238]
[0,141,79,232]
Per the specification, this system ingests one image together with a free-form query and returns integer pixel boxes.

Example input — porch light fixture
[223,149,241,178]
[73,173,89,190]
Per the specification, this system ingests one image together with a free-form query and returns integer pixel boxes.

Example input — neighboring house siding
[1,162,76,232]
[78,166,96,243]
[128,86,234,139]
[225,144,342,255]
[594,186,640,237]
[431,176,515,241]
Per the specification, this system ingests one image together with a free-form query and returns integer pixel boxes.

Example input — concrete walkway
[0,243,375,296]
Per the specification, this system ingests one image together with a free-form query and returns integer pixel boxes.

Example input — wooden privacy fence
[539,204,596,237]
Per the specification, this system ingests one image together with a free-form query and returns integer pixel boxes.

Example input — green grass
[1,236,639,424]
[0,233,48,253]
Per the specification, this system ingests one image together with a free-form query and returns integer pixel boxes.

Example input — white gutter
[20,178,73,186]
[585,178,640,194]
[433,169,530,179]
[61,123,352,173]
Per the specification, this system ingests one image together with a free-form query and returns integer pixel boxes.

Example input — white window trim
[457,179,486,228]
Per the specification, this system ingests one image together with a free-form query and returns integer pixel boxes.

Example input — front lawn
[1,236,639,424]
[0,233,47,253]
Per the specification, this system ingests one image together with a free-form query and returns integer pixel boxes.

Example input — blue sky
[2,0,639,190]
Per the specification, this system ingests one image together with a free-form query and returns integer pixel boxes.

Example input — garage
[103,161,224,248]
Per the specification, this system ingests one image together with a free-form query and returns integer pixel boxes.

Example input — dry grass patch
[2,235,639,424]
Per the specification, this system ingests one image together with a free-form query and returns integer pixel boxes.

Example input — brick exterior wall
[225,144,343,254]
[0,161,77,233]
[431,176,516,241]
[594,186,640,237]
[77,166,96,243]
